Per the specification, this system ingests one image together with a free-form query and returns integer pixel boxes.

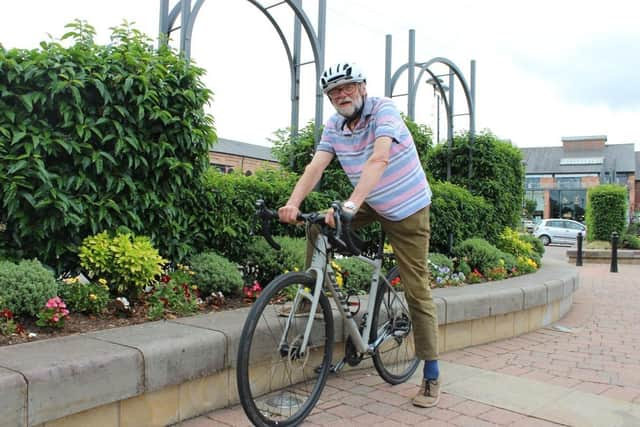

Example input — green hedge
[426,131,524,238]
[585,184,627,241]
[0,21,215,272]
[429,181,493,253]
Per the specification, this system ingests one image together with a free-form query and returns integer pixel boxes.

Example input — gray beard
[337,96,364,121]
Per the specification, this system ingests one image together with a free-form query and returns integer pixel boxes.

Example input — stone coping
[0,260,578,427]
[566,248,640,264]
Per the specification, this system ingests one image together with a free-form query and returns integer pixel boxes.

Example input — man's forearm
[347,159,387,207]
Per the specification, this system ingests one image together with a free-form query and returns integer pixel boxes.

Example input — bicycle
[236,200,419,426]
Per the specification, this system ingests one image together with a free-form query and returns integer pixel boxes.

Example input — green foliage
[242,236,307,286]
[333,257,375,294]
[429,181,493,253]
[0,259,58,317]
[0,21,216,271]
[585,184,627,241]
[78,231,166,299]
[401,114,433,165]
[519,233,545,258]
[271,121,352,201]
[426,130,524,236]
[495,227,534,258]
[58,278,110,315]
[197,168,330,262]
[189,251,243,296]
[523,199,537,219]
[428,253,453,270]
[453,238,508,276]
[621,233,640,249]
[147,270,199,320]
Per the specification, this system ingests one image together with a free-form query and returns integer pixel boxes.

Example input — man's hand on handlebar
[278,204,301,224]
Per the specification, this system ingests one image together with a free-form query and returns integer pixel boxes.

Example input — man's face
[328,82,365,119]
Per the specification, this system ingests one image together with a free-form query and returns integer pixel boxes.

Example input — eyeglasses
[327,82,358,99]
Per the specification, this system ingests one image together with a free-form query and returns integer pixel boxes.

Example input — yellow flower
[98,278,108,285]
[383,243,394,254]
[191,285,198,290]
[303,287,311,293]
[336,274,344,287]
[89,294,97,301]
[331,261,341,272]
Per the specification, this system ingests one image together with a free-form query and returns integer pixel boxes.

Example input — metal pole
[384,34,392,97]
[314,0,326,149]
[180,0,191,59]
[290,0,302,142]
[610,232,619,273]
[469,59,476,179]
[447,71,454,181]
[407,29,416,120]
[576,232,583,267]
[159,0,169,48]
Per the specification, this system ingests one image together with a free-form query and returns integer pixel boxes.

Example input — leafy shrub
[78,231,166,299]
[429,181,493,254]
[519,233,545,258]
[453,238,507,276]
[496,227,535,258]
[428,253,454,270]
[585,184,627,241]
[242,236,307,286]
[189,251,243,296]
[0,259,59,317]
[516,256,538,274]
[621,233,640,249]
[0,21,215,271]
[334,257,375,294]
[58,277,110,315]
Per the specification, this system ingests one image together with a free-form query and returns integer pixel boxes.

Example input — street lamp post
[426,77,448,144]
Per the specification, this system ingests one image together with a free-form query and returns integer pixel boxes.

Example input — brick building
[521,135,637,222]
[208,138,279,175]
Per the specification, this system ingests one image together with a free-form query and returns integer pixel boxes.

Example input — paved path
[179,246,640,426]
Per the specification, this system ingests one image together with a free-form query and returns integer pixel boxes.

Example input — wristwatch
[343,200,357,211]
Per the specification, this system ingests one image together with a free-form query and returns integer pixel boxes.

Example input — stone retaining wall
[0,266,579,427]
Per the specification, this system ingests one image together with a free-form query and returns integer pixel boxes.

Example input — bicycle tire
[237,272,334,426]
[371,266,420,384]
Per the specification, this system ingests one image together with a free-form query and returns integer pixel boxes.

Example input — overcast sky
[2,0,639,150]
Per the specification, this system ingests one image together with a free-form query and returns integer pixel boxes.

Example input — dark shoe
[412,378,441,408]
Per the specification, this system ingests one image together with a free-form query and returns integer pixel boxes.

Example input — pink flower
[52,316,59,322]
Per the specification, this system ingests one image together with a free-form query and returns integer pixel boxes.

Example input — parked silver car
[533,219,586,246]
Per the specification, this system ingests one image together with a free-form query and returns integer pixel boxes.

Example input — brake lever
[255,199,281,251]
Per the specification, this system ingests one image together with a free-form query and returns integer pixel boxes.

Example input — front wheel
[371,266,420,384]
[236,272,334,427]
[540,235,551,246]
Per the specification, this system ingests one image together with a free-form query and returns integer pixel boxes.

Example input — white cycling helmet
[320,62,366,94]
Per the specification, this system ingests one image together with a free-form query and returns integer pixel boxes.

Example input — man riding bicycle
[278,61,441,408]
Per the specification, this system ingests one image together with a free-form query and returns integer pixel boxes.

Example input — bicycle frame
[280,233,407,358]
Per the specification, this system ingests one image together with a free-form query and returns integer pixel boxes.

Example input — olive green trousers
[306,204,439,360]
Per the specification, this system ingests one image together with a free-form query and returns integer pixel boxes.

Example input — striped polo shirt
[317,96,432,221]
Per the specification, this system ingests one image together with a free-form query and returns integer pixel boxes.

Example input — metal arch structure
[385,29,476,180]
[158,0,326,145]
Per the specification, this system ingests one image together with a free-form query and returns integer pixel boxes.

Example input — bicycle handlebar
[254,199,361,256]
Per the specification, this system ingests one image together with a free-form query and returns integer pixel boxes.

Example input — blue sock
[423,360,439,380]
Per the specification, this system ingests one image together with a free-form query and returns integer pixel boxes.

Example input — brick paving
[178,246,640,426]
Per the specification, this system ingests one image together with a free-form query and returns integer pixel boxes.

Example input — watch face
[343,201,356,210]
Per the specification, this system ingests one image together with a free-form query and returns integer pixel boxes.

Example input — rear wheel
[371,266,420,384]
[236,272,334,426]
